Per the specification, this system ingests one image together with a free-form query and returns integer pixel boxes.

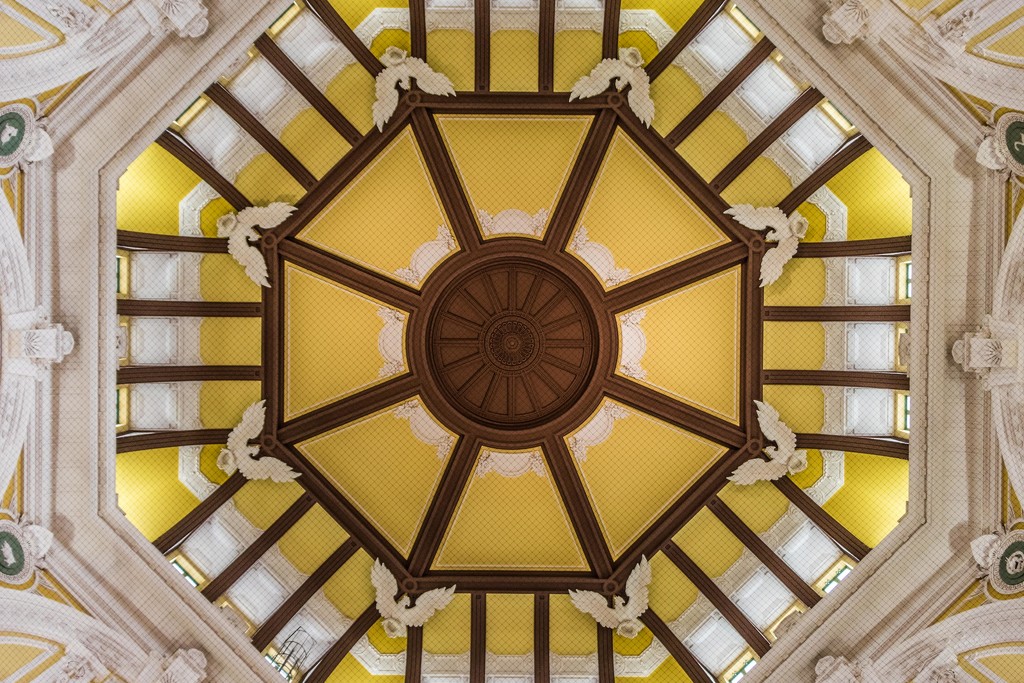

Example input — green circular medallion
[999,540,1024,587]
[1006,120,1024,166]
[0,530,25,577]
[0,111,26,158]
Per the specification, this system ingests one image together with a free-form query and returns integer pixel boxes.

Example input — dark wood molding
[117,365,261,384]
[795,236,912,258]
[604,242,749,313]
[763,369,909,391]
[605,375,747,448]
[742,248,764,435]
[795,433,909,459]
[116,230,228,253]
[764,305,911,322]
[116,429,231,453]
[413,573,609,593]
[779,134,872,215]
[598,626,614,683]
[252,538,360,651]
[416,91,620,113]
[545,109,618,254]
[117,299,262,318]
[405,627,424,682]
[304,604,380,683]
[153,472,247,554]
[202,494,314,601]
[255,34,361,145]
[156,130,250,210]
[773,477,870,561]
[409,437,483,575]
[409,109,482,253]
[710,88,823,193]
[410,0,427,60]
[665,37,774,146]
[662,541,771,656]
[640,610,714,682]
[706,496,821,607]
[471,593,486,683]
[304,0,384,76]
[646,0,728,81]
[474,0,490,91]
[539,0,556,92]
[262,242,283,436]
[535,594,550,682]
[603,0,621,58]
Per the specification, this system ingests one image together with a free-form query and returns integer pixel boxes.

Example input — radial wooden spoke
[116,429,231,453]
[303,604,380,683]
[408,436,483,575]
[795,434,909,459]
[542,312,582,334]
[417,91,621,113]
[539,0,556,92]
[605,242,749,313]
[480,271,503,314]
[665,37,775,146]
[598,626,614,683]
[545,109,617,253]
[414,573,608,593]
[117,230,228,253]
[277,238,420,312]
[471,593,487,683]
[742,248,763,435]
[646,0,728,81]
[765,305,911,321]
[263,244,284,434]
[540,354,582,374]
[475,0,490,91]
[255,34,362,145]
[763,369,909,391]
[410,0,427,60]
[795,235,911,258]
[773,477,870,561]
[640,610,715,682]
[305,0,383,76]
[543,435,614,577]
[711,88,823,193]
[605,375,746,448]
[406,626,424,682]
[153,472,247,554]
[156,130,250,210]
[535,594,551,682]
[410,109,483,253]
[277,374,421,444]
[779,134,871,215]
[117,365,261,384]
[205,82,316,189]
[117,299,261,317]
[443,352,485,372]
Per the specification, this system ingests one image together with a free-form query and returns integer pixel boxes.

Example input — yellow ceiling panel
[436,115,592,240]
[554,31,603,93]
[487,594,534,656]
[423,592,472,655]
[763,257,826,306]
[672,507,745,578]
[549,593,597,656]
[298,127,455,285]
[491,31,539,92]
[275,504,349,575]
[232,479,304,531]
[433,447,588,571]
[284,264,408,420]
[569,400,729,558]
[716,481,791,535]
[647,552,699,622]
[573,131,729,286]
[427,30,476,92]
[115,447,200,542]
[296,402,455,556]
[618,267,741,423]
[366,618,407,655]
[650,66,705,137]
[322,548,376,619]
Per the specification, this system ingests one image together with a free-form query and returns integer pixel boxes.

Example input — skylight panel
[684,612,748,675]
[181,514,245,577]
[731,566,796,631]
[777,520,843,583]
[691,13,756,77]
[780,107,846,170]
[735,61,800,122]
[227,564,289,624]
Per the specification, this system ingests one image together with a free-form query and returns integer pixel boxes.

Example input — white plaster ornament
[977,113,1024,176]
[371,559,456,638]
[373,46,455,131]
[571,47,655,127]
[216,400,299,483]
[729,400,808,485]
[477,208,547,237]
[217,203,295,287]
[569,555,651,638]
[821,0,887,45]
[725,204,809,286]
[0,103,53,168]
[972,524,1024,597]
[0,514,52,586]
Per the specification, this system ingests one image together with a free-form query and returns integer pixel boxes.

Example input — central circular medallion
[426,258,599,430]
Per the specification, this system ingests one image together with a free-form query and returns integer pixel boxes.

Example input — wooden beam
[252,538,360,651]
[605,242,749,313]
[535,594,550,682]
[117,230,228,253]
[665,37,774,146]
[413,573,609,593]
[795,433,909,459]
[543,436,614,577]
[773,477,870,561]
[202,493,314,601]
[117,300,262,317]
[646,0,728,81]
[262,240,283,437]
[405,626,423,683]
[765,305,911,322]
[416,91,621,114]
[779,134,871,215]
[254,34,361,145]
[640,610,714,682]
[795,236,912,258]
[304,0,383,76]
[116,429,231,453]
[474,0,490,91]
[706,496,821,607]
[153,472,247,554]
[409,109,482,253]
[205,82,316,190]
[710,88,823,193]
[156,131,250,210]
[742,247,764,436]
[117,365,261,384]
[304,604,380,683]
[545,109,618,253]
[471,593,486,683]
[603,0,621,58]
[598,626,615,683]
[539,0,556,92]
[662,541,771,657]
[605,375,747,448]
[409,0,427,60]
[763,369,909,391]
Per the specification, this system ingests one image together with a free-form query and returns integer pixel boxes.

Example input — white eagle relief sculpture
[569,555,651,638]
[371,559,456,638]
[216,203,296,287]
[571,47,655,127]
[216,400,299,483]
[725,205,809,287]
[373,46,456,131]
[729,400,809,485]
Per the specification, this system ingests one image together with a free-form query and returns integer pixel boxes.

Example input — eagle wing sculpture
[725,205,809,286]
[729,400,808,485]
[570,48,655,127]
[373,47,455,131]
[217,400,299,483]
[569,556,651,638]
[218,202,295,287]
[0,540,15,567]
[371,559,455,637]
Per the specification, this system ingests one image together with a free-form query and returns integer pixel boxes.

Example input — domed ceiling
[112,0,914,680]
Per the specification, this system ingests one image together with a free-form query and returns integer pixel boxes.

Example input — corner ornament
[725,205,808,287]
[134,0,209,38]
[977,112,1024,176]
[569,556,651,638]
[972,523,1024,599]
[571,47,655,127]
[0,103,53,168]
[216,400,299,483]
[729,401,808,485]
[373,47,455,131]
[821,0,890,45]
[217,203,295,288]
[0,512,52,587]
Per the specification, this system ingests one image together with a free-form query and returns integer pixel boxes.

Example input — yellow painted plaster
[674,507,745,578]
[487,594,534,656]
[614,624,654,657]
[554,31,603,92]
[800,202,828,243]
[427,30,475,92]
[721,156,794,208]
[199,254,261,302]
[647,553,698,621]
[276,504,349,574]
[0,642,48,681]
[326,651,403,683]
[762,385,825,434]
[677,111,748,181]
[550,593,597,656]
[492,31,539,92]
[326,64,377,134]
[790,449,825,490]
[116,447,199,541]
[968,6,1024,52]
[280,108,352,178]
[986,24,1024,61]
[822,451,908,548]
[764,258,826,306]
[0,635,62,683]
[322,549,376,618]
[961,644,1024,683]
[763,321,826,370]
[371,29,411,58]
[650,66,704,137]
[232,479,304,530]
[199,197,234,237]
[619,30,660,66]
[423,592,472,654]
[234,153,305,206]
[198,380,262,429]
[716,480,791,534]
[366,619,408,655]
[199,444,229,486]
[199,318,261,366]
[0,4,56,54]
[825,148,912,240]
[116,143,201,234]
